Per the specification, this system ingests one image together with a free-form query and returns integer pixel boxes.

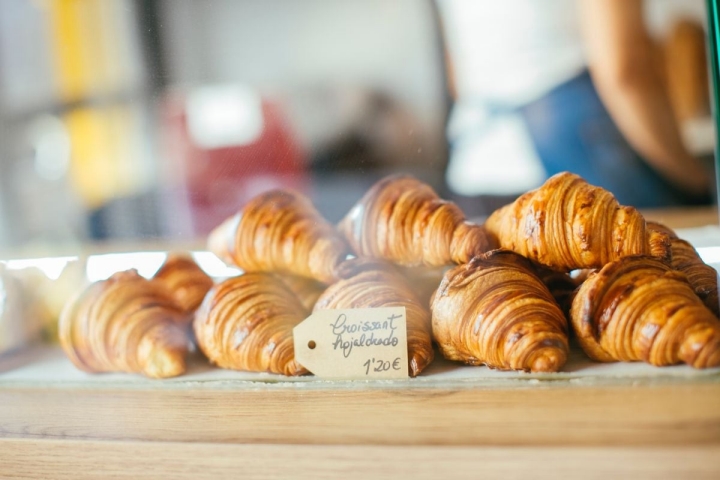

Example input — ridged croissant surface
[59,270,189,379]
[570,255,720,368]
[154,254,214,314]
[313,258,434,376]
[431,250,569,372]
[485,172,670,271]
[647,221,719,316]
[338,175,496,267]
[194,273,307,375]
[208,190,350,284]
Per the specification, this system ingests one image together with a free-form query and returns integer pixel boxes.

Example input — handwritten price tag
[293,307,409,379]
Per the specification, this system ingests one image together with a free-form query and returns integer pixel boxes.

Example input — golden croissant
[338,175,496,267]
[59,270,189,378]
[485,172,671,271]
[313,258,434,376]
[570,255,720,368]
[194,273,307,375]
[277,274,326,311]
[154,253,214,314]
[431,250,569,372]
[208,190,350,284]
[647,221,719,316]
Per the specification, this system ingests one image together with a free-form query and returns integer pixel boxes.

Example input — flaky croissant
[59,270,189,378]
[338,175,496,267]
[313,258,434,376]
[154,253,214,314]
[277,274,326,311]
[570,255,720,368]
[194,273,307,375]
[208,190,350,284]
[647,221,719,316]
[431,250,569,373]
[486,172,671,271]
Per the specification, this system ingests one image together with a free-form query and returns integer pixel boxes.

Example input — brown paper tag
[293,307,409,379]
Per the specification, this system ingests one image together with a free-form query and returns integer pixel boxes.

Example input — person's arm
[580,0,712,195]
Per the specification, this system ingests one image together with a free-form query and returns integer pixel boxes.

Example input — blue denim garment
[520,71,712,208]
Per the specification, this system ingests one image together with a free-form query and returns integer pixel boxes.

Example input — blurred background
[0,0,715,254]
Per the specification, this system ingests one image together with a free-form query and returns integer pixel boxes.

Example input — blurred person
[439,0,713,208]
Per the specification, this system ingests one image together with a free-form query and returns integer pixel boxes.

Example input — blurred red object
[161,86,307,236]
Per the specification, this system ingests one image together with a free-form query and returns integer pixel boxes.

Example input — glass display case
[1,1,718,477]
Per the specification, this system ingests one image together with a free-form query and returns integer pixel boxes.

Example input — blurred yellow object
[64,106,144,208]
[48,0,125,101]
[47,0,148,207]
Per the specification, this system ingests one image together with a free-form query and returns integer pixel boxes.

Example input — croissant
[277,274,326,311]
[647,221,719,316]
[570,255,720,368]
[208,190,350,284]
[431,250,569,372]
[59,270,189,378]
[194,273,307,375]
[338,175,496,267]
[313,258,434,376]
[154,253,214,314]
[485,172,671,271]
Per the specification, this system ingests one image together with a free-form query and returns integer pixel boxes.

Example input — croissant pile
[59,171,720,378]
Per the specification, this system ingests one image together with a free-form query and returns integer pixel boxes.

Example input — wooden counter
[2,347,719,479]
[1,207,720,479]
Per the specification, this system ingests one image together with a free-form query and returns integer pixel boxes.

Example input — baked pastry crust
[154,253,214,314]
[647,221,719,316]
[208,190,350,284]
[486,172,671,271]
[431,250,569,372]
[571,255,720,368]
[338,175,496,267]
[194,273,307,375]
[59,270,188,378]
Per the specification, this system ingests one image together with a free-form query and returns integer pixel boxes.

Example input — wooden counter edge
[2,381,719,447]
[1,438,719,480]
